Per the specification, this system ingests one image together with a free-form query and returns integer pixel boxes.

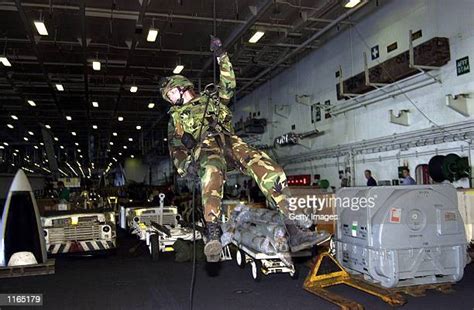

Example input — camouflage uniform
[166,53,289,222]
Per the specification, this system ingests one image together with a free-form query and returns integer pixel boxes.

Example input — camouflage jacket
[168,53,236,176]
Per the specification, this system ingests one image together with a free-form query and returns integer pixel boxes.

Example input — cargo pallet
[0,259,55,278]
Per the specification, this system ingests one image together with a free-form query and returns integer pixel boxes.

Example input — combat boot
[203,222,223,262]
[285,222,331,252]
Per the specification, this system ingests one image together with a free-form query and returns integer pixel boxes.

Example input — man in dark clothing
[364,170,377,186]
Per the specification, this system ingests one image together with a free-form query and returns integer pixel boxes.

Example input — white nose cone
[9,169,33,192]
[8,251,38,266]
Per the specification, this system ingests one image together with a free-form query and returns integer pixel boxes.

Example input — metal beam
[198,0,274,78]
[237,1,369,95]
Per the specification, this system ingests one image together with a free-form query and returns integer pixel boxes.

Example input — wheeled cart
[232,240,311,281]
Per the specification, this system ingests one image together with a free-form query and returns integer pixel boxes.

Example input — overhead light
[123,145,128,149]
[109,142,114,145]
[0,56,12,67]
[34,145,39,149]
[118,116,124,122]
[60,145,64,149]
[3,142,8,146]
[23,137,28,141]
[28,100,36,107]
[34,20,48,36]
[112,157,117,162]
[54,137,59,141]
[130,86,138,93]
[0,146,4,150]
[45,124,51,129]
[71,131,76,136]
[92,61,101,71]
[148,102,155,109]
[40,142,44,146]
[163,138,168,142]
[79,155,83,158]
[75,142,79,146]
[66,116,72,121]
[128,138,133,142]
[28,131,34,136]
[56,84,64,91]
[92,101,99,108]
[11,115,18,120]
[147,28,159,42]
[92,125,98,129]
[131,155,135,159]
[77,149,81,153]
[249,31,265,43]
[112,132,118,136]
[344,0,361,8]
[7,124,14,129]
[118,152,122,156]
[136,125,141,130]
[173,65,184,74]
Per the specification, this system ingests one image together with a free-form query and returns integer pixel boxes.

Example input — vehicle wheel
[250,260,262,282]
[150,234,160,261]
[236,249,246,268]
[290,265,299,280]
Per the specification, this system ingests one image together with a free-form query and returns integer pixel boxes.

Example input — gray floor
[0,233,473,310]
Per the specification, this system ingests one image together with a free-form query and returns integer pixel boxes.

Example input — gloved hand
[181,132,198,150]
[209,35,225,57]
[186,161,199,176]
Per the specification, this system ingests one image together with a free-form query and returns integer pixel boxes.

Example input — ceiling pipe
[237,1,369,95]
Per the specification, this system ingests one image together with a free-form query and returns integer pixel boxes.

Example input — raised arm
[218,53,236,104]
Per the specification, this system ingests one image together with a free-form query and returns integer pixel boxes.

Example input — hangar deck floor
[0,232,472,310]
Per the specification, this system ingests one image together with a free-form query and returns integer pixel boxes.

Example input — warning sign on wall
[456,56,470,76]
[390,208,401,223]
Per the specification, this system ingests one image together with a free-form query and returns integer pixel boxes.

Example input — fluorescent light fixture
[28,100,36,107]
[131,155,134,159]
[3,142,8,146]
[118,116,124,122]
[92,101,99,108]
[54,137,59,141]
[344,0,361,8]
[77,149,81,153]
[56,84,64,91]
[130,86,138,93]
[45,124,51,129]
[79,154,83,158]
[147,28,159,42]
[34,145,39,149]
[23,137,28,141]
[123,145,128,149]
[7,124,13,129]
[66,116,72,121]
[0,56,12,67]
[28,131,34,136]
[112,132,118,136]
[92,61,101,71]
[92,125,98,129]
[173,65,184,74]
[109,142,114,145]
[136,125,141,130]
[40,142,44,146]
[0,146,4,150]
[148,102,155,109]
[71,131,76,136]
[128,138,133,142]
[249,31,265,43]
[60,145,64,149]
[75,142,79,146]
[11,115,18,120]
[34,20,48,36]
[118,152,122,156]
[163,138,168,142]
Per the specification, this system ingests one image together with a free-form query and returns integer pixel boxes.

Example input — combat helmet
[159,75,194,103]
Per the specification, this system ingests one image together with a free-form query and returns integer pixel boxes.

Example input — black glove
[181,132,197,150]
[210,35,225,57]
[186,162,199,176]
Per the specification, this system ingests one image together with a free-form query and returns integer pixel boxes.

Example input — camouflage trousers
[197,134,289,222]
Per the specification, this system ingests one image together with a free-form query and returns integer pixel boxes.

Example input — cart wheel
[250,260,262,282]
[236,249,246,268]
[150,234,160,261]
[290,266,299,280]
